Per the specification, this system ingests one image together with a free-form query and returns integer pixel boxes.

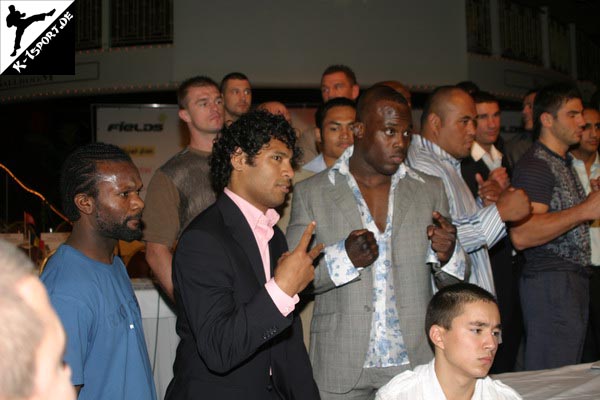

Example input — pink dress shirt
[224,188,299,316]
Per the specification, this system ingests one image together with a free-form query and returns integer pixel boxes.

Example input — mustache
[125,213,142,222]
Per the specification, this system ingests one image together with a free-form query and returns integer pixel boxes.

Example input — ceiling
[516,0,600,43]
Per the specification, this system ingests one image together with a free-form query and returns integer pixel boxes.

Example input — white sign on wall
[94,105,185,198]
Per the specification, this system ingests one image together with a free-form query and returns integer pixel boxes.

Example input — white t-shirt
[375,359,522,400]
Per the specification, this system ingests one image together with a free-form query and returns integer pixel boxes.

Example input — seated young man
[376,283,522,400]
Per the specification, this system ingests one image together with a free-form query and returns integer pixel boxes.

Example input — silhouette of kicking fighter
[6,5,55,57]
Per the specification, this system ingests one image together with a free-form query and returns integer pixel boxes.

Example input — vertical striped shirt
[407,134,507,294]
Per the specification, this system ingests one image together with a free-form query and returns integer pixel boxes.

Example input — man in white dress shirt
[376,283,522,400]
[571,107,600,361]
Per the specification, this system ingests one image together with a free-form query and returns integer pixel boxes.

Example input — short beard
[96,213,142,242]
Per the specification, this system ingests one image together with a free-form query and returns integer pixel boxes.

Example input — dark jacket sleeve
[173,227,293,374]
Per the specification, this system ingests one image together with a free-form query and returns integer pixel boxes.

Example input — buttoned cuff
[265,278,299,317]
[324,239,361,286]
[427,239,468,280]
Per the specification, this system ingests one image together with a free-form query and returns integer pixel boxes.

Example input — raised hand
[274,221,324,297]
[476,173,502,206]
[590,177,600,193]
[345,229,379,268]
[488,167,510,190]
[427,211,456,264]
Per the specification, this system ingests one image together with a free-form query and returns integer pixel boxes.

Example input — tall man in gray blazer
[287,86,467,399]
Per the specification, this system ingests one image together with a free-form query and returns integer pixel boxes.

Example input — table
[494,362,600,399]
[134,280,179,400]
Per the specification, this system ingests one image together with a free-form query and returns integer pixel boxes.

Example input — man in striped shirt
[408,86,530,295]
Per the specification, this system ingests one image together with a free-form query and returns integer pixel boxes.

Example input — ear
[315,127,323,144]
[178,108,191,124]
[540,112,553,129]
[351,85,360,101]
[74,193,94,216]
[230,147,247,171]
[429,324,446,351]
[352,122,365,139]
[427,113,442,138]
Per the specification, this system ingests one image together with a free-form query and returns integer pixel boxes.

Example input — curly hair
[60,143,132,221]
[211,109,300,193]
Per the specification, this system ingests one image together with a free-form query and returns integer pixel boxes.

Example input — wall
[0,0,469,100]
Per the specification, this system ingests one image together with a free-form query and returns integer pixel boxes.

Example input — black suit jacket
[165,194,319,400]
[460,153,514,277]
[460,147,511,198]
[460,152,523,373]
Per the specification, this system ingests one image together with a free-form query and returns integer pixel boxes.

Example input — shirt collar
[303,154,327,173]
[536,141,573,166]
[224,187,279,231]
[413,133,461,167]
[471,141,502,162]
[572,152,600,169]
[328,145,424,185]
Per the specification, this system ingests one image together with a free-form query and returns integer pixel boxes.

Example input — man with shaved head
[408,86,531,296]
[288,85,466,399]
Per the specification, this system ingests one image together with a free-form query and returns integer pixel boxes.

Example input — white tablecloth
[494,362,600,399]
[134,281,179,400]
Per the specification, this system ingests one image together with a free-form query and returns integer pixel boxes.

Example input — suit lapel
[475,158,490,180]
[217,194,267,284]
[326,172,363,228]
[392,174,417,232]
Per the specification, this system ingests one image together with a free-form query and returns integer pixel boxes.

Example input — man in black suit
[460,91,523,373]
[165,110,323,400]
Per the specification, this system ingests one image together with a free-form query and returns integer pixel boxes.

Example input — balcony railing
[75,0,102,50]
[497,0,542,65]
[110,0,173,47]
[466,0,492,54]
[577,32,600,84]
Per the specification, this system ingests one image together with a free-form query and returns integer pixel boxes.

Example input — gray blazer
[287,167,450,394]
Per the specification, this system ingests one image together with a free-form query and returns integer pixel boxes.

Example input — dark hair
[524,88,538,98]
[60,143,132,221]
[315,97,356,130]
[210,110,300,193]
[471,91,498,105]
[533,82,582,136]
[420,85,467,127]
[220,72,250,92]
[456,80,480,95]
[321,64,357,85]
[177,76,219,109]
[356,85,408,123]
[425,283,497,351]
